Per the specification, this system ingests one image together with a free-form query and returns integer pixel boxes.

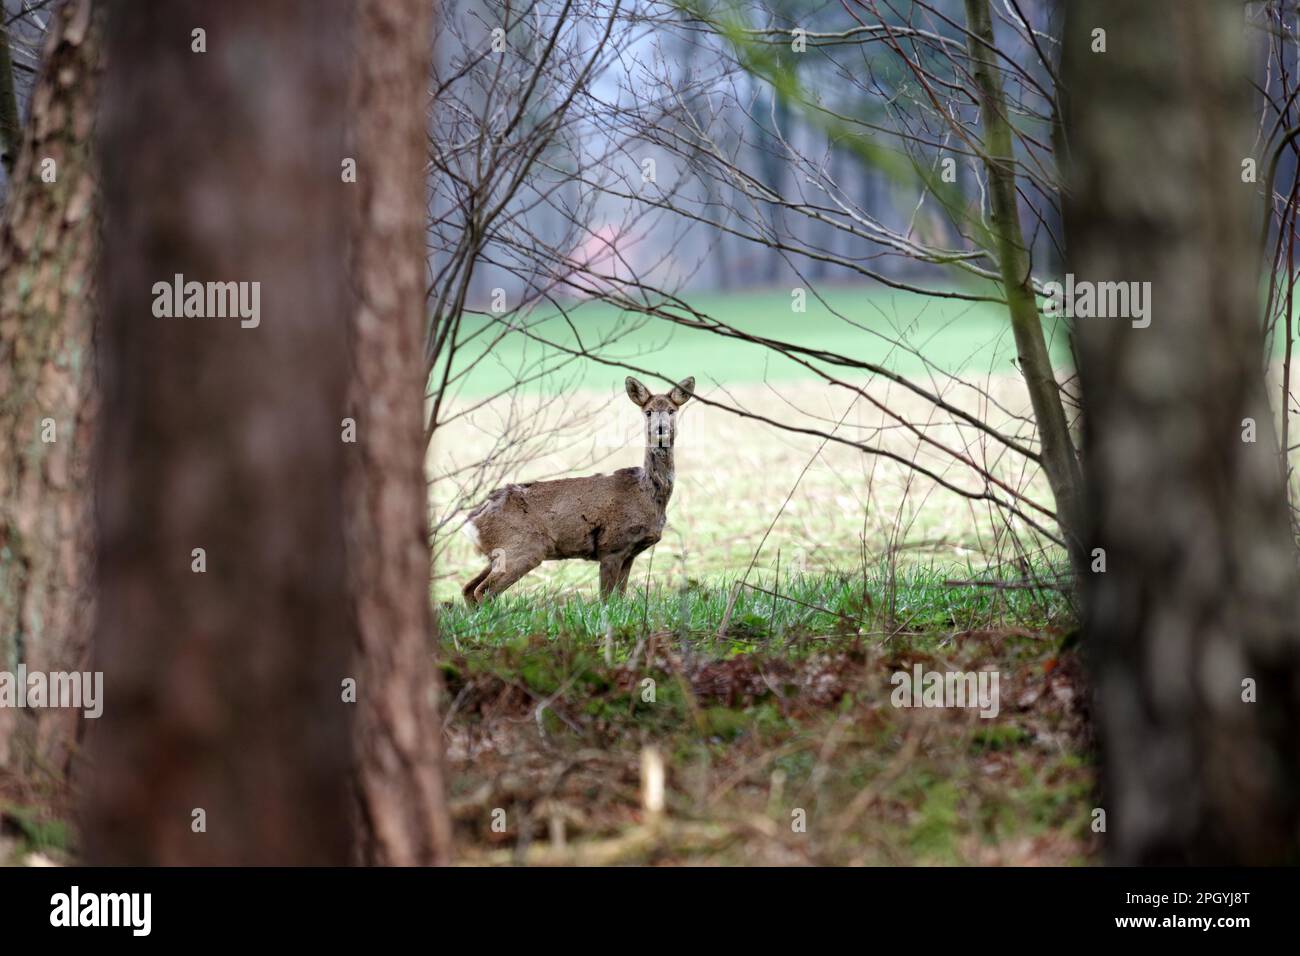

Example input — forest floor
[439,568,1098,865]
[0,570,1096,867]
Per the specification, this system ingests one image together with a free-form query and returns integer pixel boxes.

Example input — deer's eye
[645,411,652,418]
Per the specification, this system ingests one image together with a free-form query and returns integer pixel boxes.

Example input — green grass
[439,560,1074,651]
[437,565,1094,865]
[1,804,70,860]
[441,285,1076,398]
[443,281,1300,398]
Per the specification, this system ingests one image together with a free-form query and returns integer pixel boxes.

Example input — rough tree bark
[345,0,453,865]
[84,0,355,864]
[964,0,1086,573]
[0,0,99,786]
[1064,0,1300,863]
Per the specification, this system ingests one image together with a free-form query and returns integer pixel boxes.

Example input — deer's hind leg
[473,548,544,604]
[463,564,493,607]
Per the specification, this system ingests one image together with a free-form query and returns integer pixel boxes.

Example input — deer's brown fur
[462,376,694,605]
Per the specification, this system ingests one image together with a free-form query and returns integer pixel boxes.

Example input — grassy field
[431,373,1060,601]
[439,284,1076,399]
[424,285,1097,865]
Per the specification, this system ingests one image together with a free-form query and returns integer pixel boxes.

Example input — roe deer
[461,376,695,605]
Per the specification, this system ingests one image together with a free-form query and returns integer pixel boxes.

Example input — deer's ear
[669,376,695,406]
[625,376,652,407]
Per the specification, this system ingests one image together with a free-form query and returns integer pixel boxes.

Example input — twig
[942,577,1069,592]
[741,580,865,633]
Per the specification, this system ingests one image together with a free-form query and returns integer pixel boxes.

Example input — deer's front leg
[599,554,625,598]
[614,553,637,595]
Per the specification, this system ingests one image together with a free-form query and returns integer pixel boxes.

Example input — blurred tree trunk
[345,0,453,865]
[0,0,99,787]
[1064,0,1300,863]
[756,90,789,284]
[964,0,1085,574]
[0,24,22,174]
[84,0,354,864]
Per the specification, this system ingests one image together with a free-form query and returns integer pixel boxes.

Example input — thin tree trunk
[1064,0,1300,863]
[0,0,99,786]
[84,0,354,865]
[964,0,1085,573]
[346,0,453,865]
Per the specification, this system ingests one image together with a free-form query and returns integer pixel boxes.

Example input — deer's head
[626,376,694,449]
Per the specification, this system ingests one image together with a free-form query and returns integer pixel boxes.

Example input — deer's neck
[643,445,675,509]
